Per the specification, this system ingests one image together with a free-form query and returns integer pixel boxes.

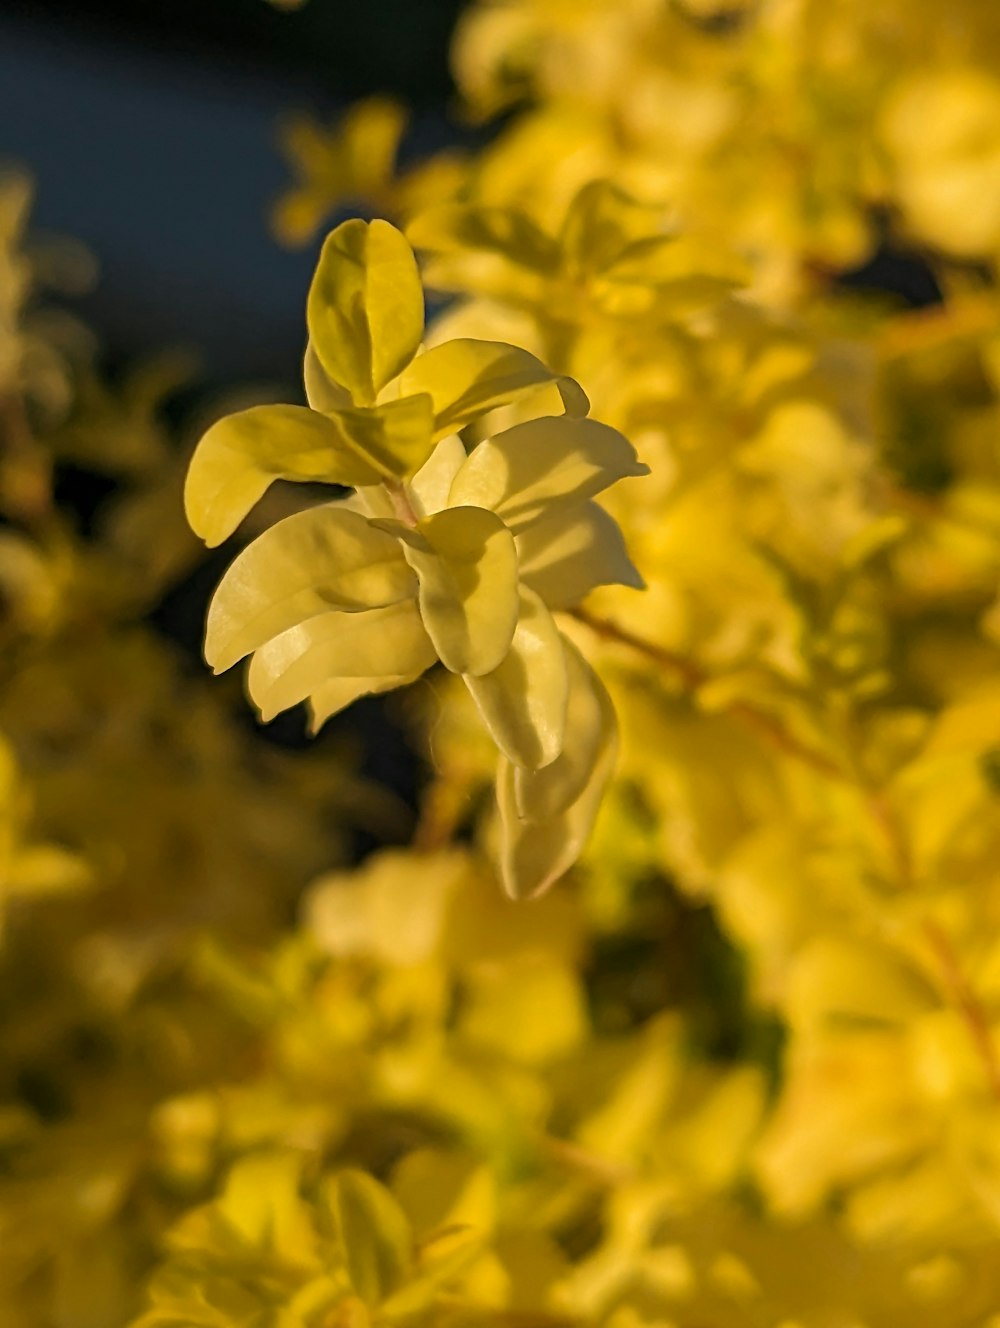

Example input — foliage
[6,1,1000,1325]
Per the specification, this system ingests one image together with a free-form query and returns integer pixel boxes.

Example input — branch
[569,607,843,781]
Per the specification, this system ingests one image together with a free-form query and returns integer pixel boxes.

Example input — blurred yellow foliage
[5,1,1000,1325]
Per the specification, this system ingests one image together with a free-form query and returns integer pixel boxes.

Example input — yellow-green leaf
[205,504,416,674]
[511,641,615,819]
[464,589,568,769]
[449,416,648,531]
[307,218,424,404]
[328,1169,413,1307]
[303,339,352,412]
[407,435,467,517]
[399,339,588,436]
[496,642,621,903]
[185,404,384,547]
[515,499,645,608]
[331,392,436,479]
[248,600,435,721]
[391,506,520,676]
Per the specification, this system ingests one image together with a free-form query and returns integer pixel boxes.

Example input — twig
[923,918,1000,1102]
[569,607,843,781]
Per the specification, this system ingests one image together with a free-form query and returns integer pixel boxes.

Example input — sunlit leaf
[185,404,383,547]
[465,589,568,769]
[205,504,416,673]
[247,600,435,720]
[399,339,588,435]
[307,218,424,403]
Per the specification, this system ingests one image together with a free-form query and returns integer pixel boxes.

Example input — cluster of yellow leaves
[258,0,1000,1319]
[185,217,646,897]
[9,1,1000,1326]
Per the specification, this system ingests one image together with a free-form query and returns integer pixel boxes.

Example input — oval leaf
[185,404,384,547]
[449,416,648,532]
[496,655,618,899]
[399,339,589,436]
[205,504,416,674]
[331,393,435,480]
[307,218,424,404]
[329,1169,413,1307]
[464,589,568,768]
[248,600,435,721]
[399,506,520,677]
[515,499,645,608]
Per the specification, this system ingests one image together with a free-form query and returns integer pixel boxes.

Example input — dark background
[0,0,465,384]
[0,0,468,805]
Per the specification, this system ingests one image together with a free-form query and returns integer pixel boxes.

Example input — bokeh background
[0,0,463,384]
[0,0,478,808]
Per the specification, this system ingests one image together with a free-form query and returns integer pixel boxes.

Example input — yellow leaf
[216,1152,314,1256]
[496,643,618,899]
[247,600,435,721]
[185,403,383,547]
[515,499,645,608]
[449,416,648,532]
[407,435,468,518]
[205,504,416,674]
[407,202,559,276]
[328,1169,413,1307]
[399,339,588,436]
[392,506,520,676]
[510,641,614,819]
[307,218,424,404]
[558,179,662,277]
[464,589,567,769]
[303,339,352,412]
[460,955,587,1064]
[600,234,751,304]
[331,393,436,479]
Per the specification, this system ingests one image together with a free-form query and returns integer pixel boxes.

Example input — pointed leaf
[248,601,435,721]
[329,1169,413,1307]
[185,404,383,547]
[496,651,618,899]
[407,203,560,272]
[307,672,421,732]
[515,500,644,608]
[307,218,424,403]
[511,641,614,819]
[399,339,588,436]
[205,505,416,674]
[558,179,660,277]
[449,416,648,532]
[464,590,568,769]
